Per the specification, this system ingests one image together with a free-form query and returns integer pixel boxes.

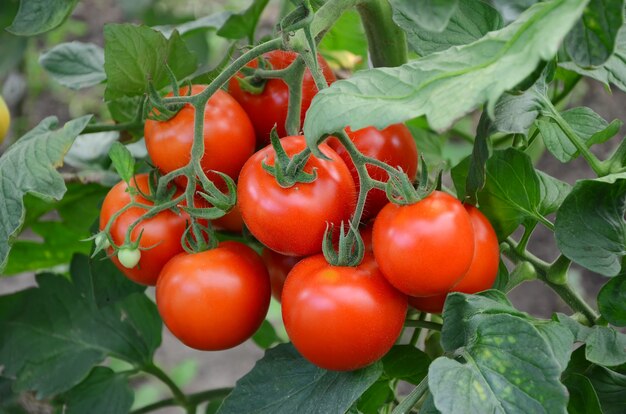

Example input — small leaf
[565,0,624,67]
[586,365,626,414]
[537,170,571,215]
[356,380,393,414]
[0,116,92,273]
[7,0,79,36]
[103,24,198,100]
[399,0,503,56]
[217,344,382,414]
[39,42,106,90]
[462,114,492,204]
[304,0,587,144]
[390,0,459,33]
[491,79,547,135]
[382,345,431,385]
[217,0,270,42]
[251,320,282,349]
[109,142,135,183]
[555,173,626,277]
[563,373,603,414]
[598,274,626,326]
[56,367,134,414]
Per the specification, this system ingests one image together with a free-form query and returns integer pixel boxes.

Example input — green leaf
[108,142,135,183]
[319,10,368,70]
[491,79,547,135]
[430,313,569,414]
[56,367,134,414]
[537,107,620,163]
[565,0,624,68]
[0,116,91,274]
[382,345,431,385]
[598,274,626,326]
[556,314,626,367]
[586,365,626,414]
[217,344,382,414]
[356,380,393,414]
[554,173,626,277]
[537,170,572,215]
[251,320,282,349]
[400,0,503,56]
[39,41,106,90]
[462,114,492,204]
[563,373,603,414]
[155,11,232,37]
[103,24,198,100]
[0,257,161,397]
[303,0,587,143]
[217,0,270,42]
[7,0,79,36]
[390,0,459,33]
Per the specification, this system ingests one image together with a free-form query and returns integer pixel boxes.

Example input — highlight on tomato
[228,50,336,146]
[99,174,188,286]
[156,241,271,351]
[281,254,407,371]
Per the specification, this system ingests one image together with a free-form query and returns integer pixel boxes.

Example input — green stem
[141,363,192,413]
[404,319,442,332]
[131,388,232,414]
[392,376,429,414]
[517,222,536,252]
[83,121,143,134]
[356,0,408,67]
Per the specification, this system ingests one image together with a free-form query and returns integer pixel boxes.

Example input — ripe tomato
[228,50,336,146]
[144,85,255,182]
[261,248,301,301]
[99,174,188,286]
[156,241,271,351]
[282,254,407,371]
[237,135,356,256]
[328,124,418,221]
[373,191,474,297]
[409,205,500,313]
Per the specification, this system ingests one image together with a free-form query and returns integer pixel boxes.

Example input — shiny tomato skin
[282,254,407,371]
[373,191,475,297]
[328,124,418,221]
[409,205,500,313]
[99,174,188,286]
[237,135,357,256]
[228,51,336,146]
[144,85,255,181]
[261,248,301,301]
[156,241,271,351]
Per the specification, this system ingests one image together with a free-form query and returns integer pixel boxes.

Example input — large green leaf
[103,24,198,100]
[0,255,160,397]
[7,0,79,36]
[0,116,91,274]
[217,344,382,414]
[400,0,503,56]
[565,0,624,67]
[39,42,106,89]
[555,173,626,277]
[390,0,459,33]
[598,274,626,326]
[303,0,587,144]
[586,366,626,414]
[56,367,134,414]
[564,373,603,414]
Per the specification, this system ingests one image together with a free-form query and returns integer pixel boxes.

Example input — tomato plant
[156,241,271,351]
[281,254,407,371]
[2,0,626,413]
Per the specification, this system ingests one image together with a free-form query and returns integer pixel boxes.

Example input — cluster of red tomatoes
[99,51,500,371]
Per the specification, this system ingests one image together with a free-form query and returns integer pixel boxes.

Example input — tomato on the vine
[99,174,188,286]
[281,254,407,371]
[373,191,475,297]
[328,124,418,221]
[237,135,357,256]
[261,248,301,301]
[409,205,500,313]
[144,85,255,182]
[228,50,336,146]
[156,241,271,351]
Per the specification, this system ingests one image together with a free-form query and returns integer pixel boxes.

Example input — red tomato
[144,85,255,182]
[409,205,500,313]
[261,248,301,301]
[282,254,407,371]
[328,124,418,221]
[373,191,474,297]
[156,241,271,350]
[99,174,188,286]
[228,50,336,146]
[237,135,357,256]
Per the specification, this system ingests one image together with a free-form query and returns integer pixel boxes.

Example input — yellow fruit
[0,96,10,143]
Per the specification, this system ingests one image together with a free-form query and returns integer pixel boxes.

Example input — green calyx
[322,221,364,267]
[385,156,436,205]
[262,129,318,188]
